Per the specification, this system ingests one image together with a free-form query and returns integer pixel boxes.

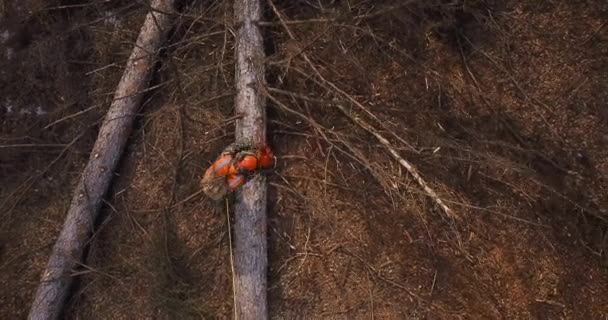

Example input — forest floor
[1,0,608,319]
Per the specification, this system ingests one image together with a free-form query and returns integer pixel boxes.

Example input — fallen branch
[28,1,176,319]
[233,0,268,319]
[267,1,454,219]
[334,104,456,219]
[268,86,455,219]
[267,0,417,153]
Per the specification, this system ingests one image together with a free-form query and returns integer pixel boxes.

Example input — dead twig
[334,104,456,219]
[267,0,418,154]
[257,1,417,26]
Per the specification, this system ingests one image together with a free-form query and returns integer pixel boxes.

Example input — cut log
[28,1,176,319]
[233,0,268,319]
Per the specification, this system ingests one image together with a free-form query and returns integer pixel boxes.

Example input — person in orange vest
[201,143,274,201]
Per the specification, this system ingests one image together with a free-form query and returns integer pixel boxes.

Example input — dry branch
[28,1,176,319]
[267,0,417,153]
[334,104,456,219]
[267,1,454,219]
[233,0,268,319]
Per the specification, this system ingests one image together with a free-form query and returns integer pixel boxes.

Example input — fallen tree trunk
[28,1,176,319]
[233,0,268,319]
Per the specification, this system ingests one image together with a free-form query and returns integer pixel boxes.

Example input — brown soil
[2,0,608,319]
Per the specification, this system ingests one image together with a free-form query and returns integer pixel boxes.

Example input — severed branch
[267,0,417,153]
[233,0,268,319]
[334,104,456,219]
[267,1,455,219]
[28,1,176,319]
[269,85,456,220]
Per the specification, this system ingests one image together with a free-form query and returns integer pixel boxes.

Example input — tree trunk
[233,0,268,319]
[28,1,176,319]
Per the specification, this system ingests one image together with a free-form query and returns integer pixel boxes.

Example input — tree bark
[233,0,268,319]
[28,1,176,319]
